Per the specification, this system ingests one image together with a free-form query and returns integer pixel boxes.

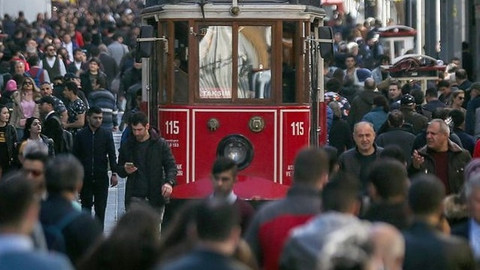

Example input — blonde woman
[449,89,466,116]
[10,76,41,140]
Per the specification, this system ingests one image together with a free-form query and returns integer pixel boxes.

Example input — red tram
[137,0,332,200]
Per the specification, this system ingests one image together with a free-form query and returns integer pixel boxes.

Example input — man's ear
[145,123,150,130]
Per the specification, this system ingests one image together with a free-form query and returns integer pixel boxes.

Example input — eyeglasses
[23,168,43,177]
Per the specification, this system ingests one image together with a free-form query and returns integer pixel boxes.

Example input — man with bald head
[338,121,383,190]
[348,77,382,127]
[369,223,405,270]
[411,119,471,194]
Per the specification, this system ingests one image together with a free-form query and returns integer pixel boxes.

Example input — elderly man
[411,119,471,194]
[338,121,383,190]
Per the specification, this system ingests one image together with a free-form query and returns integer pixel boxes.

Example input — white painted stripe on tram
[158,108,190,183]
[279,109,310,185]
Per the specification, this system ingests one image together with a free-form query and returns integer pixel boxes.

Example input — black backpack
[61,129,74,153]
[43,210,82,253]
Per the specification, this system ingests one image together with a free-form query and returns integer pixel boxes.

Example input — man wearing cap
[466,82,480,140]
[39,82,68,126]
[400,94,428,135]
[38,95,64,154]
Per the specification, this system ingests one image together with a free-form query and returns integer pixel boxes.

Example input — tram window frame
[190,21,280,105]
[157,21,168,105]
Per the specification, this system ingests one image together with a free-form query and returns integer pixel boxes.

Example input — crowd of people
[2,1,480,270]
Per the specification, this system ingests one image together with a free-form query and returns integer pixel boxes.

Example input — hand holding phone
[124,162,137,174]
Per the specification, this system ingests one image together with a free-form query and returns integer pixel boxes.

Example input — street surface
[104,130,125,234]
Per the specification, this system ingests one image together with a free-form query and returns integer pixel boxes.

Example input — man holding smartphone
[118,111,177,224]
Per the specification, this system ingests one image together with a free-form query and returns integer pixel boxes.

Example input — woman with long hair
[10,76,41,140]
[449,89,466,115]
[18,117,54,158]
[0,104,17,178]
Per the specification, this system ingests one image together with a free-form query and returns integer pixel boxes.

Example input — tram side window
[198,26,233,99]
[282,22,297,103]
[237,26,272,99]
[174,21,189,103]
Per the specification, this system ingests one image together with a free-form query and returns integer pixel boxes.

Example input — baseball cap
[64,72,79,80]
[401,94,415,106]
[36,95,55,105]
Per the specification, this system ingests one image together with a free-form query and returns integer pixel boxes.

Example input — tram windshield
[198,25,272,99]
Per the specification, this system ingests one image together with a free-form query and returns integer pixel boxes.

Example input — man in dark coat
[410,119,471,195]
[403,174,474,270]
[72,106,117,229]
[347,77,382,127]
[38,96,64,154]
[40,154,102,265]
[117,111,177,226]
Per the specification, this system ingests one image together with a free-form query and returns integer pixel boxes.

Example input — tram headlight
[217,135,253,170]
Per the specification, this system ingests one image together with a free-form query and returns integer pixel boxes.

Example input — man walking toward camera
[72,106,117,230]
[118,111,177,225]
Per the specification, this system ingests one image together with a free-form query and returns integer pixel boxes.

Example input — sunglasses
[23,81,33,85]
[457,96,465,100]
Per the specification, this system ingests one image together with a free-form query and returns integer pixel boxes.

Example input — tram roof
[142,0,326,20]
[145,0,322,7]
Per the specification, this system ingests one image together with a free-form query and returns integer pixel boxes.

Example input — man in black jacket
[72,106,117,229]
[40,154,102,265]
[118,111,177,226]
[403,174,474,270]
[39,96,64,154]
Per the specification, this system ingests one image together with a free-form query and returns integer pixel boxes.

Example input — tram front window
[199,26,233,99]
[238,25,271,99]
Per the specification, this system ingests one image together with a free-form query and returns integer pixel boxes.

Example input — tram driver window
[237,25,272,99]
[198,26,233,99]
[282,22,297,103]
[173,21,189,103]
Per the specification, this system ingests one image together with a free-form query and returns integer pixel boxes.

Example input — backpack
[50,114,73,153]
[26,68,44,87]
[61,129,74,153]
[43,210,82,253]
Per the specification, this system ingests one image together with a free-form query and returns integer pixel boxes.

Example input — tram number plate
[290,121,305,136]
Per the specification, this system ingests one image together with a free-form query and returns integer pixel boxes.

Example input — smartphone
[125,162,134,167]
